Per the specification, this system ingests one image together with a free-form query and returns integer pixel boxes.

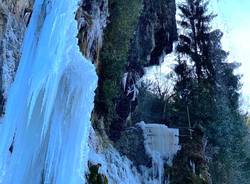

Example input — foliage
[131,82,166,124]
[94,0,143,131]
[131,74,175,124]
[168,0,250,183]
[87,164,108,184]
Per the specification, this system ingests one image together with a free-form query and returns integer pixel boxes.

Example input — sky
[210,0,250,110]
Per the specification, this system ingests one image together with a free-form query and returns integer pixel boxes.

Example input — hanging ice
[139,122,180,183]
[141,123,180,163]
[0,0,97,183]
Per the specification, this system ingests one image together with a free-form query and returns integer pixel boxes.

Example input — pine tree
[170,0,250,183]
[177,0,216,82]
[172,0,217,136]
[207,30,250,183]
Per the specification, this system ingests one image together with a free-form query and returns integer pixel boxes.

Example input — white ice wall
[139,122,180,183]
[139,122,180,165]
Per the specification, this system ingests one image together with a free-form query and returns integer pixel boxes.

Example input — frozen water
[88,123,180,184]
[0,0,97,183]
[139,122,180,183]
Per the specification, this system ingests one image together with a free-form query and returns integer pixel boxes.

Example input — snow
[122,72,128,91]
[127,84,139,101]
[123,72,139,101]
[0,0,97,183]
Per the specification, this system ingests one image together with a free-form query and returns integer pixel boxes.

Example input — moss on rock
[87,163,108,184]
[93,0,143,135]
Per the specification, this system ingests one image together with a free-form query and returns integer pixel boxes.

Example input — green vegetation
[171,0,250,183]
[94,0,143,131]
[90,0,249,183]
[87,164,108,184]
[131,0,250,183]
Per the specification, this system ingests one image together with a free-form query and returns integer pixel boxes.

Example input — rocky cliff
[1,1,248,184]
[0,0,177,136]
[0,0,178,183]
[92,0,177,140]
[0,0,34,115]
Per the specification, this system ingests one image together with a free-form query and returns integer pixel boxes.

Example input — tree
[170,0,250,183]
[177,0,216,82]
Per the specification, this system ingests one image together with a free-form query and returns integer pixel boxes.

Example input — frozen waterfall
[139,122,180,183]
[139,122,180,165]
[0,0,97,183]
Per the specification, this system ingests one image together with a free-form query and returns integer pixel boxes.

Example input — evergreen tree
[207,31,250,183]
[177,0,216,82]
[170,0,250,183]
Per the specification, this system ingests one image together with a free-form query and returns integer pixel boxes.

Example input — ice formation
[0,0,97,183]
[88,123,180,184]
[139,122,180,165]
[88,145,141,183]
[88,127,148,184]
[139,122,180,183]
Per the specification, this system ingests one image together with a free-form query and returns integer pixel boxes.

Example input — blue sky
[211,0,250,110]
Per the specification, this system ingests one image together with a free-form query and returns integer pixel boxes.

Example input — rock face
[128,0,177,70]
[93,0,177,140]
[0,0,108,116]
[115,124,152,167]
[115,122,181,167]
[115,0,178,137]
[76,0,108,64]
[0,0,34,115]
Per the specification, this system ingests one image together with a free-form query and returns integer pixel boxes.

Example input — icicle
[190,160,196,174]
[122,72,128,91]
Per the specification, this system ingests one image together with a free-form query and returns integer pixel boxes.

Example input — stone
[0,0,34,116]
[115,124,152,167]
